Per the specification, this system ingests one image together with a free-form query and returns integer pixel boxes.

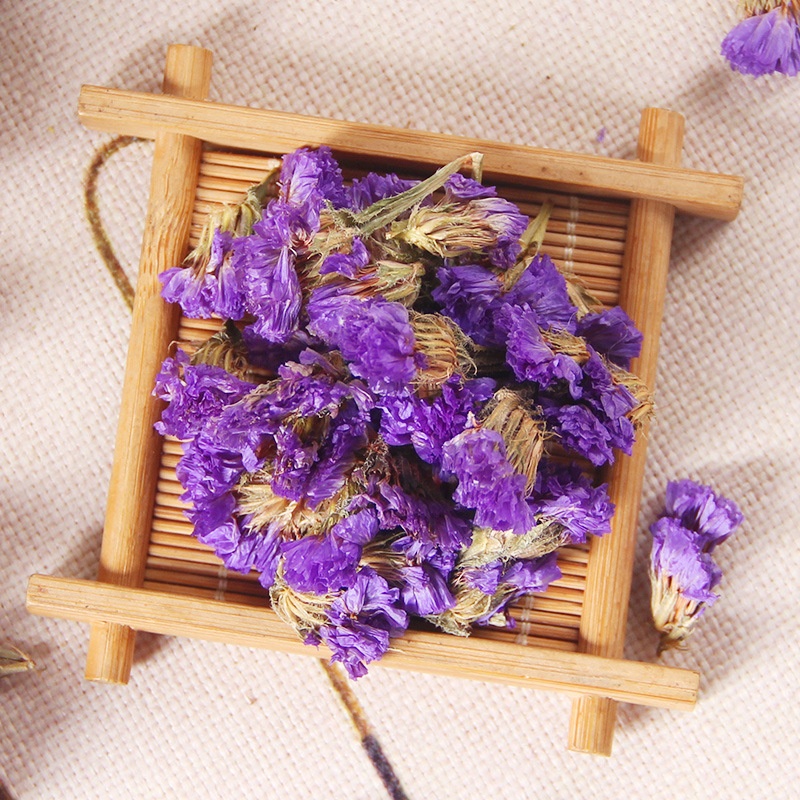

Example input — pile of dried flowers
[155,147,652,678]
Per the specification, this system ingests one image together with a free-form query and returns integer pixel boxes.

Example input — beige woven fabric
[2,1,799,797]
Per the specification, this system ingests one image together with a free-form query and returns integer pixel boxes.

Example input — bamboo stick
[472,628,579,653]
[506,607,582,630]
[526,597,584,617]
[142,580,269,607]
[28,576,700,710]
[78,86,741,220]
[199,161,281,182]
[145,554,256,582]
[502,616,579,643]
[148,543,221,565]
[567,108,685,756]
[151,516,193,535]
[144,567,262,595]
[152,505,189,523]
[546,219,626,241]
[202,150,280,170]
[149,531,211,551]
[84,45,213,685]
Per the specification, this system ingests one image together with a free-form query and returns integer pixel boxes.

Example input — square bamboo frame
[26,45,743,756]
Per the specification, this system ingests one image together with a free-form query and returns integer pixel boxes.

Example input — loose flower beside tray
[155,147,741,679]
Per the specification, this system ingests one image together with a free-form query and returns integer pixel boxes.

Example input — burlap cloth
[2,1,798,797]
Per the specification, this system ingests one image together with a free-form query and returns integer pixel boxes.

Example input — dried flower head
[429,550,561,634]
[270,570,337,638]
[649,480,743,653]
[307,257,425,308]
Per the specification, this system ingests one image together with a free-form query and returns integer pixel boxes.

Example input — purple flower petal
[665,479,744,550]
[440,428,534,534]
[530,462,614,543]
[281,534,361,593]
[432,264,504,346]
[399,563,456,616]
[378,376,496,464]
[154,350,254,441]
[319,237,370,278]
[505,310,583,394]
[308,295,419,394]
[502,253,578,334]
[722,5,800,77]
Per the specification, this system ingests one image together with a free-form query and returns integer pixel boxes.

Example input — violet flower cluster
[722,1,800,77]
[155,146,652,678]
[649,479,744,652]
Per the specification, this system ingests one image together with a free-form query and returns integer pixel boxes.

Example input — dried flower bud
[648,480,743,653]
[429,547,561,634]
[308,258,425,308]
[389,191,527,269]
[236,472,327,536]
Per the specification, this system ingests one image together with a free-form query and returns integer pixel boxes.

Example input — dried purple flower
[500,253,578,334]
[390,192,527,269]
[575,306,642,369]
[664,479,745,549]
[722,1,800,77]
[432,264,504,346]
[346,172,419,212]
[529,462,614,544]
[154,350,254,441]
[505,310,583,394]
[319,568,409,678]
[280,534,362,594]
[308,295,420,394]
[440,427,534,534]
[435,551,561,634]
[649,480,743,652]
[378,376,496,463]
[399,563,456,616]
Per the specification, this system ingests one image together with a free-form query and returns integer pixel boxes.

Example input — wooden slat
[28,575,700,711]
[78,86,742,220]
[568,108,685,757]
[84,44,213,686]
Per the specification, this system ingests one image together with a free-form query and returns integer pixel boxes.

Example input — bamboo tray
[26,44,743,756]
